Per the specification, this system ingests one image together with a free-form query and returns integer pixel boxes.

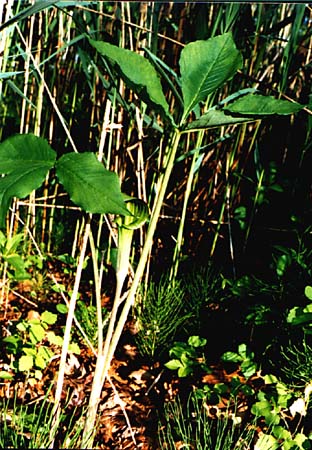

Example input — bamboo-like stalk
[16,24,78,153]
[170,128,205,282]
[51,215,92,446]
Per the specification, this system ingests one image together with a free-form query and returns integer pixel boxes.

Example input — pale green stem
[210,196,226,258]
[82,225,134,447]
[81,129,181,448]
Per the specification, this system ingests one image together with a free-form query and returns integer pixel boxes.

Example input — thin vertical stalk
[170,129,205,281]
[244,168,265,252]
[51,214,92,446]
[19,13,34,134]
[16,24,78,153]
[88,230,103,353]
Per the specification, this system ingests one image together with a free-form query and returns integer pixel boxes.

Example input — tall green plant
[80,31,304,447]
[0,26,305,447]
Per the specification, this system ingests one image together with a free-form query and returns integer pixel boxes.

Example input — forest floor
[0,259,301,448]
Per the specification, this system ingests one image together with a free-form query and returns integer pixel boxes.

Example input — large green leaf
[56,152,129,216]
[225,94,304,116]
[0,134,56,228]
[179,32,242,123]
[186,107,254,131]
[89,39,173,124]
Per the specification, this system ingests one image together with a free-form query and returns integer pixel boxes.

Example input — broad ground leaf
[0,371,13,379]
[221,351,242,363]
[179,32,242,123]
[287,304,312,325]
[69,342,80,354]
[255,433,279,450]
[56,152,129,216]
[0,134,56,228]
[29,323,46,344]
[47,332,63,347]
[225,94,303,115]
[305,286,312,301]
[41,311,57,325]
[188,335,206,347]
[89,39,173,124]
[19,355,33,372]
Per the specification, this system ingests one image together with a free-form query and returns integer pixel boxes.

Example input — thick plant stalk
[81,129,181,448]
[82,198,140,446]
[82,226,132,447]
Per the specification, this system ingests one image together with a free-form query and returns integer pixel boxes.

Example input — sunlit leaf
[0,134,56,228]
[221,351,242,363]
[255,433,279,450]
[178,365,194,377]
[305,286,312,301]
[69,342,81,354]
[56,152,129,216]
[29,324,46,344]
[41,311,57,325]
[89,39,173,124]
[188,335,207,348]
[165,359,182,370]
[47,332,63,347]
[186,107,253,130]
[0,371,13,379]
[225,94,303,116]
[19,355,33,372]
[180,32,242,122]
[56,304,68,314]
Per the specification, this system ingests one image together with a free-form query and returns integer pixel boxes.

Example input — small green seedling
[255,430,311,450]
[165,335,211,377]
[287,285,312,334]
[221,343,257,379]
[0,230,31,280]
[251,374,296,427]
[2,310,79,381]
